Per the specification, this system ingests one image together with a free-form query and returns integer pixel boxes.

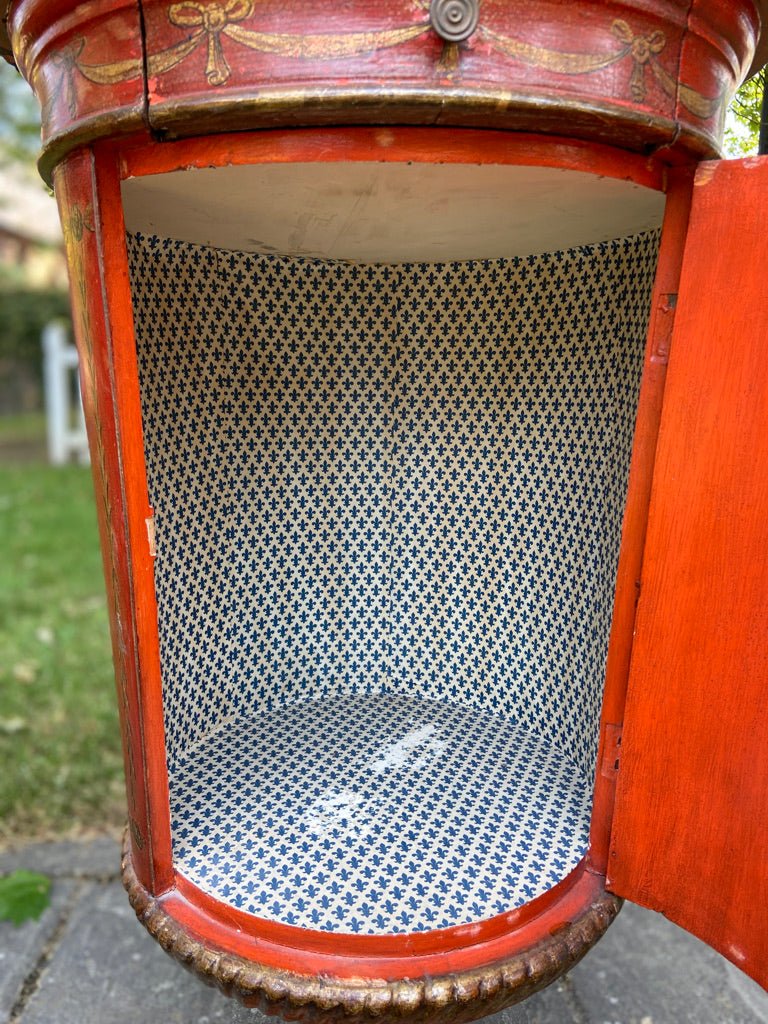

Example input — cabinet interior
[122,160,662,935]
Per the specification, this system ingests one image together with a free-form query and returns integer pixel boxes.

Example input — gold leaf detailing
[48,6,723,127]
[147,33,205,77]
[130,816,146,850]
[611,20,665,102]
[438,41,460,74]
[169,0,253,28]
[168,0,254,84]
[65,202,95,243]
[650,57,679,101]
[679,81,724,120]
[651,60,724,119]
[224,23,429,62]
[76,55,143,85]
[484,18,719,121]
[482,26,630,75]
[48,40,85,117]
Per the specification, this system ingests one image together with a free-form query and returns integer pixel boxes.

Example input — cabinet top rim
[3,0,767,72]
[3,0,767,178]
[6,1,761,63]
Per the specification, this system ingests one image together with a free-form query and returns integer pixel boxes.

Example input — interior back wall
[127,230,659,781]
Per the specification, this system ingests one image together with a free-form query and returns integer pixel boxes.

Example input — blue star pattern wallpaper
[127,229,658,931]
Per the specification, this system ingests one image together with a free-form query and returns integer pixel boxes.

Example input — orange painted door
[607,155,768,989]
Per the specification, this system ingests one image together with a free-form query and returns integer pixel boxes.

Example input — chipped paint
[694,160,718,186]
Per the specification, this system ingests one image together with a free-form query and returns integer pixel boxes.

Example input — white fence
[42,321,89,466]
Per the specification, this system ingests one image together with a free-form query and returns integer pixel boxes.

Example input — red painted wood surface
[10,0,144,166]
[115,125,666,189]
[675,0,760,153]
[53,149,170,893]
[8,0,764,180]
[141,0,684,119]
[587,166,694,870]
[92,148,174,893]
[172,858,587,965]
[608,155,768,989]
[135,0,744,160]
[52,149,160,888]
[161,861,607,980]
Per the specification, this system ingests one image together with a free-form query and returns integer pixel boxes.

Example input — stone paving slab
[21,882,246,1024]
[0,880,75,1022]
[0,837,120,880]
[16,880,582,1024]
[3,839,768,1024]
[567,901,768,1024]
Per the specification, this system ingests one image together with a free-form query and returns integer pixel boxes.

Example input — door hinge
[651,292,677,365]
[600,722,622,778]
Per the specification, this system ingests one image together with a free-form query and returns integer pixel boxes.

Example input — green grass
[0,412,46,444]
[0,463,124,846]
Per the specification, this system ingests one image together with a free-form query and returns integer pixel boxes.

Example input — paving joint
[7,881,85,1023]
[2,840,768,1023]
[556,974,590,1024]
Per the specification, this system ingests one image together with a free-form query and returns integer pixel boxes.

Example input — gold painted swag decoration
[45,2,722,122]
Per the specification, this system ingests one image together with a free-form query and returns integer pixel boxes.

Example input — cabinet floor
[170,694,592,935]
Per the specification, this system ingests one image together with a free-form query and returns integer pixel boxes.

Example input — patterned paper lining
[128,231,657,929]
[128,230,657,778]
[171,695,592,933]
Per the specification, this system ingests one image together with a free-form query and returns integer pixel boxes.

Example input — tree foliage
[0,61,40,163]
[724,67,766,156]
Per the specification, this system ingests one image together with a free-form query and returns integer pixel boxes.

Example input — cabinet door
[608,156,768,988]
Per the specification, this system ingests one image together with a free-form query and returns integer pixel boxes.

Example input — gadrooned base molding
[122,833,622,1022]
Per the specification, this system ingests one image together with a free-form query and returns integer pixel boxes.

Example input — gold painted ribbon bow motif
[611,20,666,102]
[48,2,723,125]
[168,0,253,85]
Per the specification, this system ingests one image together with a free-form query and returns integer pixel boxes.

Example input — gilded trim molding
[52,7,724,122]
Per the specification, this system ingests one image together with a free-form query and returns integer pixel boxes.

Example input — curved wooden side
[123,833,622,1022]
[8,0,145,180]
[6,0,764,181]
[53,140,174,897]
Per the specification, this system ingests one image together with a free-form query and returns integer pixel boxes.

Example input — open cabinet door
[608,156,768,988]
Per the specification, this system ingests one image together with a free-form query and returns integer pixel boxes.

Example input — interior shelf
[170,694,592,935]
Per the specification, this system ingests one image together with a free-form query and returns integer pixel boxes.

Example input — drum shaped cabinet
[3,0,767,1018]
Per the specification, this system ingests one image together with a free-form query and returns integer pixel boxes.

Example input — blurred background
[0,61,124,851]
[0,56,764,854]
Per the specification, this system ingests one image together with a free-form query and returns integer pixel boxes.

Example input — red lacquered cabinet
[3,1,766,1018]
